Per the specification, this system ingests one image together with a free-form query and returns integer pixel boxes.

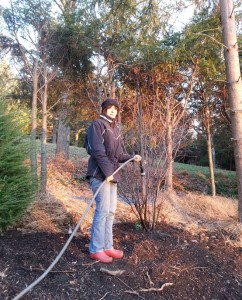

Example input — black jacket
[86,115,131,182]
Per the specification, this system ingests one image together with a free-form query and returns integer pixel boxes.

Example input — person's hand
[133,155,142,162]
[106,175,114,182]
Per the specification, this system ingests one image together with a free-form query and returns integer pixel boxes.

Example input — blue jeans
[89,177,117,253]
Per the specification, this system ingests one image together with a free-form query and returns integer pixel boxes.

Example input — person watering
[86,98,142,263]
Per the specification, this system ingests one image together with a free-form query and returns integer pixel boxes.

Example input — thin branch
[146,271,154,286]
[229,6,235,18]
[115,277,145,300]
[125,282,173,294]
[100,268,125,276]
[99,292,111,300]
[21,266,76,273]
[47,94,67,113]
[10,1,33,76]
[193,32,229,50]
[198,27,221,33]
[52,0,64,14]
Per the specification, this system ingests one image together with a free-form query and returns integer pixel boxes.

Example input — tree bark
[207,126,216,196]
[165,119,173,192]
[138,94,147,229]
[30,58,38,184]
[211,134,216,170]
[74,128,84,147]
[52,118,58,144]
[220,0,242,222]
[56,95,70,160]
[41,68,48,193]
[164,94,173,192]
[106,50,116,99]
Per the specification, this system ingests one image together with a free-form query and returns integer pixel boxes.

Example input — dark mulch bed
[0,222,242,300]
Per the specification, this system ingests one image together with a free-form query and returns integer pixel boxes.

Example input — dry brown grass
[162,191,241,246]
[17,155,241,247]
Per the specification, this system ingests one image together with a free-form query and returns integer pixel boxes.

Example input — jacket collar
[100,114,113,123]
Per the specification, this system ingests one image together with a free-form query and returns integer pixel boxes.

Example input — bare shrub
[120,93,191,230]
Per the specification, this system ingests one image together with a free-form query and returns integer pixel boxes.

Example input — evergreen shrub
[0,99,36,228]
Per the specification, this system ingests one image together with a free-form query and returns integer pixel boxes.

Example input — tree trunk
[41,69,48,193]
[220,0,242,222]
[56,95,70,160]
[165,100,173,191]
[207,125,216,196]
[165,121,173,191]
[107,52,116,99]
[138,95,147,229]
[30,59,38,184]
[211,133,216,170]
[110,82,115,99]
[52,118,58,144]
[75,130,79,147]
[74,128,84,147]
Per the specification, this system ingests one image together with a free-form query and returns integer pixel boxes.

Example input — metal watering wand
[134,151,145,176]
[13,156,139,300]
[139,161,145,176]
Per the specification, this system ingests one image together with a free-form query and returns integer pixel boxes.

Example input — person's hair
[101,98,120,112]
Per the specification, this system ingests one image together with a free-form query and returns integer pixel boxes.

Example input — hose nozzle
[140,161,145,176]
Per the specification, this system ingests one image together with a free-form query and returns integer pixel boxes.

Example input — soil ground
[0,155,242,300]
[1,223,242,300]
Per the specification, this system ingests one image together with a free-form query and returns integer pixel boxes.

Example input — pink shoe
[104,248,124,259]
[90,251,113,263]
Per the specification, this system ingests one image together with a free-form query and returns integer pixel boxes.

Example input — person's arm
[117,150,132,163]
[118,151,142,163]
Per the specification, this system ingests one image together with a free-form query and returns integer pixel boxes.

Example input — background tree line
[0,0,241,228]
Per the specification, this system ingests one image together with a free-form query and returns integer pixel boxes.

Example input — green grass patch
[36,140,88,159]
[174,162,237,198]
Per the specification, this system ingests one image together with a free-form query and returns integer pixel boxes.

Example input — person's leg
[89,178,112,263]
[104,182,117,250]
[104,183,123,259]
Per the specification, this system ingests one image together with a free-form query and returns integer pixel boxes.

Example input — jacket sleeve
[118,150,132,163]
[88,121,114,178]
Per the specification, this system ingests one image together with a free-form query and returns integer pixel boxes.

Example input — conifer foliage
[0,99,36,228]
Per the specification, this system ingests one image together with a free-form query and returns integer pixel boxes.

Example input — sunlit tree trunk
[41,67,48,193]
[108,67,115,98]
[104,49,116,99]
[74,128,84,147]
[165,109,173,192]
[30,58,38,184]
[220,0,242,222]
[203,97,216,197]
[206,124,216,196]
